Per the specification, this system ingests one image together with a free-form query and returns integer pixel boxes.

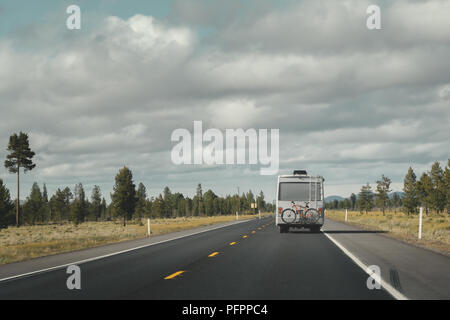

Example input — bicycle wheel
[304,208,320,224]
[281,209,297,224]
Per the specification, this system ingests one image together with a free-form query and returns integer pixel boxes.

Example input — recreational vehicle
[276,170,325,233]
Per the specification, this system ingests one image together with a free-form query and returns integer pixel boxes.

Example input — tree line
[0,132,274,227]
[0,166,273,227]
[325,160,450,215]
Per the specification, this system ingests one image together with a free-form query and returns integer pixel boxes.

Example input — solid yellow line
[229,242,237,246]
[242,235,248,238]
[164,270,185,279]
[208,252,219,257]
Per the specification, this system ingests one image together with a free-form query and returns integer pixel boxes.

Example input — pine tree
[22,183,45,225]
[375,175,391,215]
[257,191,266,212]
[430,161,446,214]
[90,185,102,221]
[358,183,373,214]
[153,194,164,218]
[70,183,87,225]
[416,172,433,214]
[350,193,357,211]
[0,179,14,227]
[4,132,36,226]
[135,183,147,222]
[403,167,418,215]
[111,167,136,226]
[204,190,217,216]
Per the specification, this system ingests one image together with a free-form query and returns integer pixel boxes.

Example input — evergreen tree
[343,198,352,209]
[184,197,192,217]
[70,183,87,225]
[417,172,433,214]
[101,198,107,220]
[0,179,14,227]
[430,161,446,214]
[22,183,45,224]
[90,185,102,221]
[257,191,266,212]
[350,193,357,210]
[152,194,164,218]
[358,183,373,214]
[135,183,147,221]
[203,190,217,216]
[4,132,36,226]
[375,175,391,215]
[111,167,136,226]
[403,167,418,215]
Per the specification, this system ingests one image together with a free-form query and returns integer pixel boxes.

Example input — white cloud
[0,1,449,201]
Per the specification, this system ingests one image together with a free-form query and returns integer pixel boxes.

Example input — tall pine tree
[4,132,36,226]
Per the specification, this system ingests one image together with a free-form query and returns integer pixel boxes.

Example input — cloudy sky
[0,0,449,202]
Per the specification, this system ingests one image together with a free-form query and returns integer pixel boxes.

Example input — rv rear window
[278,182,321,201]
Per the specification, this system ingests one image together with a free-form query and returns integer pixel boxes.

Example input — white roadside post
[418,207,423,240]
[259,210,261,220]
[345,209,348,222]
[147,218,151,237]
[236,211,238,220]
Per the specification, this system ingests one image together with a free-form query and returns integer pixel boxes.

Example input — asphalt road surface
[0,217,393,300]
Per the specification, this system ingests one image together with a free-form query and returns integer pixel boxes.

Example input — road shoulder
[323,218,450,299]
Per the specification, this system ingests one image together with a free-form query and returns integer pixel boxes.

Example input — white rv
[276,170,325,233]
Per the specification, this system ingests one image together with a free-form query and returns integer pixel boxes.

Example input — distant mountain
[324,195,345,203]
[325,192,404,203]
[389,191,405,199]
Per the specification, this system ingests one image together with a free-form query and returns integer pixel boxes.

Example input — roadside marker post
[147,218,151,237]
[345,209,348,222]
[236,211,238,220]
[418,207,423,240]
[259,210,261,220]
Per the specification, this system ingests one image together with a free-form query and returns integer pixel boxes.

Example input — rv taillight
[278,207,283,214]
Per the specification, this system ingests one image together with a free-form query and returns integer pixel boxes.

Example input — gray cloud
[0,0,449,201]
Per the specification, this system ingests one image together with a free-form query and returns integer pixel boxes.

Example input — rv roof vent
[293,170,307,175]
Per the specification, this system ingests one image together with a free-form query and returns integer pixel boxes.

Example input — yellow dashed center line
[242,235,248,238]
[251,230,256,234]
[229,241,237,246]
[208,252,220,257]
[164,270,185,280]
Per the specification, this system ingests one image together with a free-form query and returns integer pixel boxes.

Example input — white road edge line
[0,217,268,283]
[323,232,408,300]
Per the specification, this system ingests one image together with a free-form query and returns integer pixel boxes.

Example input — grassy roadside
[326,210,450,255]
[0,213,270,265]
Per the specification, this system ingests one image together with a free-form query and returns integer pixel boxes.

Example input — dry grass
[326,210,450,255]
[0,214,269,265]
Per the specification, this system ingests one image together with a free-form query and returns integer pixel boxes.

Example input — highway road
[0,216,396,300]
